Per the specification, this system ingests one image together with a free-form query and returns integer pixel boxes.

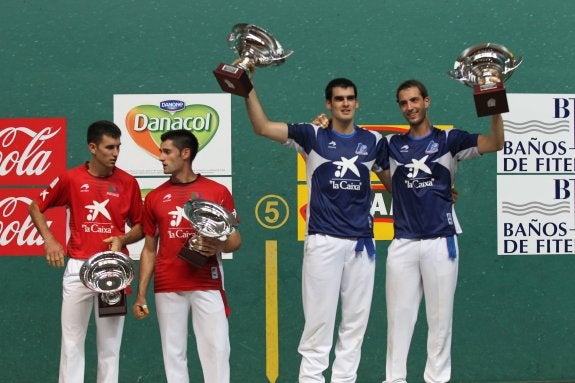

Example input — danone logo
[125,103,220,158]
[160,100,185,112]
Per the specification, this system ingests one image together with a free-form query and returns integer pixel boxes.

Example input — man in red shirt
[28,120,144,383]
[132,129,241,383]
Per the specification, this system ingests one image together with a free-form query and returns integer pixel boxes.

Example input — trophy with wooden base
[178,199,238,267]
[213,23,293,97]
[80,251,134,317]
[448,43,522,117]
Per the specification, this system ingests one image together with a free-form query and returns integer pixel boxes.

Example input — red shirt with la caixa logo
[34,163,143,260]
[142,175,238,293]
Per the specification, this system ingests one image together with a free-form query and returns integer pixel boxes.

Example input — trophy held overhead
[447,42,522,117]
[213,23,293,98]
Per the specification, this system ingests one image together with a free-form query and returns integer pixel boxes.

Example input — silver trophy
[448,43,523,117]
[178,199,238,267]
[213,23,293,97]
[80,251,135,317]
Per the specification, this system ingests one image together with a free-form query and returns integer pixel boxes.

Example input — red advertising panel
[0,118,66,186]
[0,189,67,256]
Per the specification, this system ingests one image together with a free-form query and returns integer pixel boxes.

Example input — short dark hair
[396,79,429,103]
[86,120,121,145]
[325,78,358,101]
[160,129,199,162]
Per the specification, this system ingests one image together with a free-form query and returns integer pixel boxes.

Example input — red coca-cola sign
[0,118,66,186]
[0,118,67,256]
[0,189,66,256]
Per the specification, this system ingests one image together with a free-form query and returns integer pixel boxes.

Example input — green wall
[2,0,575,382]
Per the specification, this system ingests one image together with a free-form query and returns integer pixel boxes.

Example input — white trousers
[59,258,125,383]
[384,237,459,383]
[298,234,376,383]
[155,290,230,383]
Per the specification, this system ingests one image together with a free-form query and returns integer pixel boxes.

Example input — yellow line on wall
[265,240,279,383]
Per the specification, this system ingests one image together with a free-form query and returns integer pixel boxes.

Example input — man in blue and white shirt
[380,79,504,383]
[244,77,386,383]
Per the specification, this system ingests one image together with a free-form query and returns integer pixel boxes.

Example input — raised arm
[477,114,504,154]
[245,86,289,143]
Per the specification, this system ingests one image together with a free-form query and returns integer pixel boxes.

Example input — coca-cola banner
[0,189,67,256]
[0,118,67,256]
[0,118,66,186]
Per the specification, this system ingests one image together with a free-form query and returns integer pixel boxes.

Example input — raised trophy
[213,23,293,97]
[448,43,522,117]
[178,199,239,267]
[79,251,135,317]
